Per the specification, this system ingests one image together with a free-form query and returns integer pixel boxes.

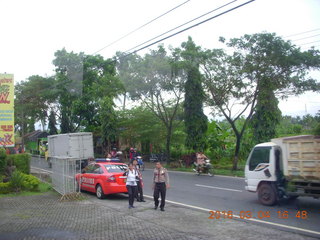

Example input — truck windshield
[249,147,271,171]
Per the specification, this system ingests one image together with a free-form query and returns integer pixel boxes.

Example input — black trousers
[154,182,166,208]
[135,180,144,201]
[126,185,137,206]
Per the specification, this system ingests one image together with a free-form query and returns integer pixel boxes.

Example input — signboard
[0,74,14,147]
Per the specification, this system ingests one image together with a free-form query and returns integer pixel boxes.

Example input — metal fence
[51,157,82,198]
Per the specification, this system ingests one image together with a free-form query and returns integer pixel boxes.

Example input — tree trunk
[232,136,240,171]
[123,93,127,110]
[232,134,241,170]
[165,126,172,164]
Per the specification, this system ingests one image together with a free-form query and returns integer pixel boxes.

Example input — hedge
[6,154,30,174]
[0,172,40,193]
[0,182,11,194]
[22,173,40,191]
[0,148,7,175]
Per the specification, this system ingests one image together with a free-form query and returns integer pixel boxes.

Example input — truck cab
[245,135,320,206]
[245,142,284,205]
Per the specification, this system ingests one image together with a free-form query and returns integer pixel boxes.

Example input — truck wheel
[96,184,105,199]
[288,196,298,201]
[258,183,277,206]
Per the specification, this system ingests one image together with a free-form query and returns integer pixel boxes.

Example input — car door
[81,164,96,192]
[91,164,104,188]
[245,146,272,192]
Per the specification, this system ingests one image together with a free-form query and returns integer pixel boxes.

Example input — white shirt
[126,169,138,186]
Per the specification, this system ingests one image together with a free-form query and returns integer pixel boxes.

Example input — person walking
[153,161,170,211]
[132,159,145,202]
[123,163,139,209]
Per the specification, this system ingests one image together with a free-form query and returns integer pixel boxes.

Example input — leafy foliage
[10,170,25,192]
[116,46,186,161]
[15,75,56,134]
[6,154,30,174]
[53,49,122,137]
[21,173,40,191]
[276,114,320,136]
[100,97,118,151]
[201,33,320,169]
[181,37,208,151]
[0,148,7,175]
[0,182,11,194]
[48,110,58,135]
[251,86,281,143]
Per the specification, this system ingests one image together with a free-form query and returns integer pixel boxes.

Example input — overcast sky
[1,0,319,117]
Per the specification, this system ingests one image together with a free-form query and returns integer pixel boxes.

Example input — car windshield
[104,164,127,173]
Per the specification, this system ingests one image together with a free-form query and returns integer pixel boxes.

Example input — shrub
[10,170,25,192]
[6,154,30,174]
[0,182,11,194]
[0,148,7,175]
[314,123,320,135]
[22,173,40,191]
[180,153,196,167]
[169,161,181,168]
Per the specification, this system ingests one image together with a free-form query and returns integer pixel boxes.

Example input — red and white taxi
[75,161,128,199]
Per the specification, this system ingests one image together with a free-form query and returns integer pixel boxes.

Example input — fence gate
[51,157,83,200]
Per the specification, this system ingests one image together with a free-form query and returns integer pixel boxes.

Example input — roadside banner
[0,74,14,147]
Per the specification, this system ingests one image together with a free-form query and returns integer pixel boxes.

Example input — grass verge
[0,181,53,198]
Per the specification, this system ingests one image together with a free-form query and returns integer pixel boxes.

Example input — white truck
[47,132,94,168]
[245,135,320,205]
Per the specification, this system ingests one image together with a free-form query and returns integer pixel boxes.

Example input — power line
[92,0,191,55]
[283,28,320,38]
[298,40,320,46]
[117,0,255,61]
[124,0,238,54]
[291,34,320,42]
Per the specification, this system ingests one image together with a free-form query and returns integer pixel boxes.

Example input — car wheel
[258,183,277,206]
[96,184,105,199]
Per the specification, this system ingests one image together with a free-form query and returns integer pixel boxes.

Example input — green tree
[251,83,281,143]
[201,33,320,170]
[117,106,167,153]
[116,46,185,161]
[14,75,55,141]
[100,97,118,153]
[53,49,122,151]
[180,37,208,151]
[53,48,85,132]
[48,110,58,135]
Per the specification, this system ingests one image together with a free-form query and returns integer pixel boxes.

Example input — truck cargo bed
[272,135,320,181]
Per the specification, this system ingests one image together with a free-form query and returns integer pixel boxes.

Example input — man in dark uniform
[153,161,170,211]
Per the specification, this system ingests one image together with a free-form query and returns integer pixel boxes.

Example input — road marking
[31,167,53,174]
[144,168,244,179]
[31,166,319,236]
[144,194,320,237]
[195,184,242,192]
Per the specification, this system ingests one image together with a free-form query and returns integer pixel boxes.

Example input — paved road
[140,169,320,237]
[31,157,320,239]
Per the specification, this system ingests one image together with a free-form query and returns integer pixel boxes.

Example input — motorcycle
[193,159,214,177]
[137,156,145,171]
